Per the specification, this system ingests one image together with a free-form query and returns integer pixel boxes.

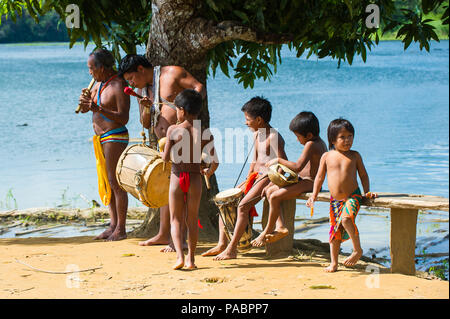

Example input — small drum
[116,144,171,208]
[268,163,299,187]
[213,188,253,253]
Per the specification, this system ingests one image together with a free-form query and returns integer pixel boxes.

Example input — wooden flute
[75,78,96,113]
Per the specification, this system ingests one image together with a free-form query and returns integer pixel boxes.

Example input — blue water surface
[0,41,448,274]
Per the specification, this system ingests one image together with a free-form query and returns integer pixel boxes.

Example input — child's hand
[265,158,278,168]
[365,192,378,199]
[201,167,213,178]
[261,186,268,198]
[306,196,316,208]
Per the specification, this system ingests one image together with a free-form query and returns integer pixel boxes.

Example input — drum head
[215,188,243,200]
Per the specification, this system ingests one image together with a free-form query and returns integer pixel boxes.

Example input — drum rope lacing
[233,134,257,188]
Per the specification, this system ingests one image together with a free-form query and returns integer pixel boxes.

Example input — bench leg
[390,208,418,275]
[261,198,296,258]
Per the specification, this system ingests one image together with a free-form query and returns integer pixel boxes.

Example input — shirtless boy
[118,55,206,251]
[252,111,327,247]
[306,118,377,272]
[202,96,287,260]
[78,48,130,241]
[161,89,218,269]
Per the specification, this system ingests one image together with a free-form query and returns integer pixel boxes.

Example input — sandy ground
[0,236,448,299]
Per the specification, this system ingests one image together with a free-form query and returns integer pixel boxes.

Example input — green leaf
[206,0,219,12]
[233,10,249,23]
[344,0,353,18]
[219,60,230,78]
[360,42,367,62]
[403,35,413,50]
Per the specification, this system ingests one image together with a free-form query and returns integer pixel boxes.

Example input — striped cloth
[329,188,363,243]
[99,126,129,145]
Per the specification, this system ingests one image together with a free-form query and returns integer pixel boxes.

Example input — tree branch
[198,20,295,50]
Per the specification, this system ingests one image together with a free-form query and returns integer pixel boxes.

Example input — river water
[0,41,448,276]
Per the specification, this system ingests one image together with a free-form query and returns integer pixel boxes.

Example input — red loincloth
[179,172,203,229]
[244,172,260,217]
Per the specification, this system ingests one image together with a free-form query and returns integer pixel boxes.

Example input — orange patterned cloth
[329,188,362,243]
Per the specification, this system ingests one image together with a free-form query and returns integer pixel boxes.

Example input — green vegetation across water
[0,11,69,43]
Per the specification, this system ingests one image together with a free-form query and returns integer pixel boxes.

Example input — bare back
[138,66,204,140]
[298,138,327,181]
[165,121,202,174]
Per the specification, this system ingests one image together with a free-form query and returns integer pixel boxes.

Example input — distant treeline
[0,11,69,43]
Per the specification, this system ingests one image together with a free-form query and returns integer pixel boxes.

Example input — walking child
[306,118,377,272]
[161,89,218,270]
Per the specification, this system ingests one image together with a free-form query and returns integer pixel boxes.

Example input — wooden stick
[204,176,211,189]
[75,78,96,113]
[15,259,102,274]
[15,224,68,236]
[0,221,22,231]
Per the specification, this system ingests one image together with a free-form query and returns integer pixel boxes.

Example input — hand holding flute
[76,78,96,113]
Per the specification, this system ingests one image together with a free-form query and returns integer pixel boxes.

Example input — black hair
[327,118,355,150]
[89,48,115,70]
[289,111,320,137]
[174,89,202,116]
[241,96,272,123]
[118,54,153,78]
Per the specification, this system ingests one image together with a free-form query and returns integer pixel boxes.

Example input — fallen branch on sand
[15,259,102,274]
[15,224,68,236]
[0,221,22,232]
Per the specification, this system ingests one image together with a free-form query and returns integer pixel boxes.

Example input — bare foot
[160,241,188,253]
[201,244,227,257]
[251,233,267,247]
[107,230,127,241]
[173,259,184,270]
[343,249,363,267]
[160,244,175,253]
[324,263,338,272]
[185,259,197,270]
[213,248,237,261]
[264,227,289,244]
[138,234,170,246]
[94,227,115,240]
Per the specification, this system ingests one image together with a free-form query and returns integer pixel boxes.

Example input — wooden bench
[261,192,449,275]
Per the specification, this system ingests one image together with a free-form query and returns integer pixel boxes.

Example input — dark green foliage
[1,0,448,88]
[0,10,69,43]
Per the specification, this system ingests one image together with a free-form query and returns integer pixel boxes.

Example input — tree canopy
[1,0,448,88]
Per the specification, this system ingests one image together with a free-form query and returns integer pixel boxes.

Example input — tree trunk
[131,0,220,241]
